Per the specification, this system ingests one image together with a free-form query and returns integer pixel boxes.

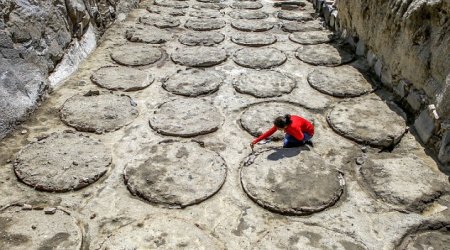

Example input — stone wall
[310,0,450,165]
[0,0,139,140]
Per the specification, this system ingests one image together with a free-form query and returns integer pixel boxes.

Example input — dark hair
[274,114,292,128]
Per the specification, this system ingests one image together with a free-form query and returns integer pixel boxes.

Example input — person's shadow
[267,146,310,161]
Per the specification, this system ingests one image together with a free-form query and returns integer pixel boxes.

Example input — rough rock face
[0,0,139,140]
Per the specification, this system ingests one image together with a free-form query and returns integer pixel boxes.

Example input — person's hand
[250,142,254,150]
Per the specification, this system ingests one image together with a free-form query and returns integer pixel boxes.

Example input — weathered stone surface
[162,68,224,96]
[140,15,181,28]
[146,5,186,16]
[414,109,436,144]
[231,19,274,32]
[289,30,334,45]
[397,228,450,250]
[307,65,375,97]
[0,205,82,250]
[197,0,222,3]
[100,217,224,249]
[179,31,225,46]
[91,66,153,91]
[60,92,139,133]
[231,1,263,9]
[281,20,325,32]
[277,10,314,21]
[154,0,189,8]
[125,25,173,44]
[14,131,111,192]
[231,33,277,47]
[233,47,286,69]
[295,44,354,66]
[439,130,450,164]
[188,9,222,18]
[149,99,223,137]
[171,47,227,67]
[111,43,163,66]
[192,2,227,10]
[184,18,226,31]
[233,70,296,98]
[124,141,227,208]
[241,148,345,215]
[229,10,269,19]
[327,97,407,147]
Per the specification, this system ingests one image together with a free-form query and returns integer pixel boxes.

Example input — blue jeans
[283,133,312,148]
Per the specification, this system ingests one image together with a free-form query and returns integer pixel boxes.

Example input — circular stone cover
[257,224,367,249]
[162,68,223,96]
[184,18,226,31]
[124,141,227,208]
[188,9,222,18]
[241,148,345,215]
[277,10,314,21]
[233,47,286,69]
[281,20,324,32]
[171,47,227,67]
[296,44,355,66]
[307,65,375,97]
[91,66,153,91]
[234,70,295,98]
[139,15,181,28]
[327,98,406,147]
[397,228,450,250]
[179,31,225,46]
[231,32,277,47]
[111,43,163,66]
[125,26,173,44]
[100,217,224,249]
[289,30,334,45]
[149,99,223,137]
[231,19,274,32]
[192,3,227,10]
[0,206,82,250]
[231,1,263,9]
[146,6,186,16]
[60,93,139,133]
[154,0,189,8]
[229,10,269,19]
[240,102,315,140]
[197,0,222,3]
[14,131,111,192]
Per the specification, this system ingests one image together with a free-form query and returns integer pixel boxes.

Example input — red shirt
[252,115,314,144]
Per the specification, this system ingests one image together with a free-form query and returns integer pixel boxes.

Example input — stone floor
[1,0,450,249]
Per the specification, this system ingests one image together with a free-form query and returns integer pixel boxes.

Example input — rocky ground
[1,0,450,249]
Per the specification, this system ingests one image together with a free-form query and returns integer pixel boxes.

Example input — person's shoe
[305,140,314,147]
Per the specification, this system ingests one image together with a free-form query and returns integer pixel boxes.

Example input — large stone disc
[327,98,407,147]
[110,43,163,66]
[281,20,324,32]
[241,148,345,215]
[179,31,225,46]
[193,3,227,10]
[233,47,286,69]
[231,19,274,32]
[184,18,226,31]
[139,15,181,28]
[171,47,227,67]
[14,131,111,192]
[296,44,355,66]
[397,228,450,250]
[277,10,314,21]
[289,30,334,45]
[233,70,296,98]
[100,217,224,249]
[256,224,367,249]
[240,102,315,140]
[149,99,223,137]
[162,68,224,96]
[229,10,269,19]
[188,9,222,18]
[154,0,189,8]
[146,6,186,16]
[231,32,277,47]
[197,0,222,3]
[125,26,173,44]
[307,65,375,97]
[60,92,139,133]
[124,141,227,208]
[231,1,263,9]
[91,66,153,91]
[0,206,82,250]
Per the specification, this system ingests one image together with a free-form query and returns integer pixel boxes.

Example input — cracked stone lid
[162,68,224,96]
[233,70,295,98]
[100,217,224,249]
[256,224,367,249]
[124,141,227,208]
[241,148,345,215]
[0,205,82,250]
[231,1,263,9]
[146,6,186,16]
[179,31,225,46]
[289,30,334,45]
[231,32,277,47]
[240,102,315,140]
[233,47,286,69]
[111,43,163,66]
[91,66,153,91]
[277,10,314,21]
[149,98,223,137]
[229,10,269,19]
[14,131,111,192]
[231,19,274,32]
[60,92,139,133]
[171,47,227,67]
[359,154,450,212]
[193,2,227,10]
[281,20,325,32]
[295,43,355,66]
[188,9,222,18]
[184,18,226,31]
[154,0,190,8]
[397,227,450,250]
[126,26,173,44]
[307,65,375,97]
[139,15,181,28]
[327,97,407,147]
